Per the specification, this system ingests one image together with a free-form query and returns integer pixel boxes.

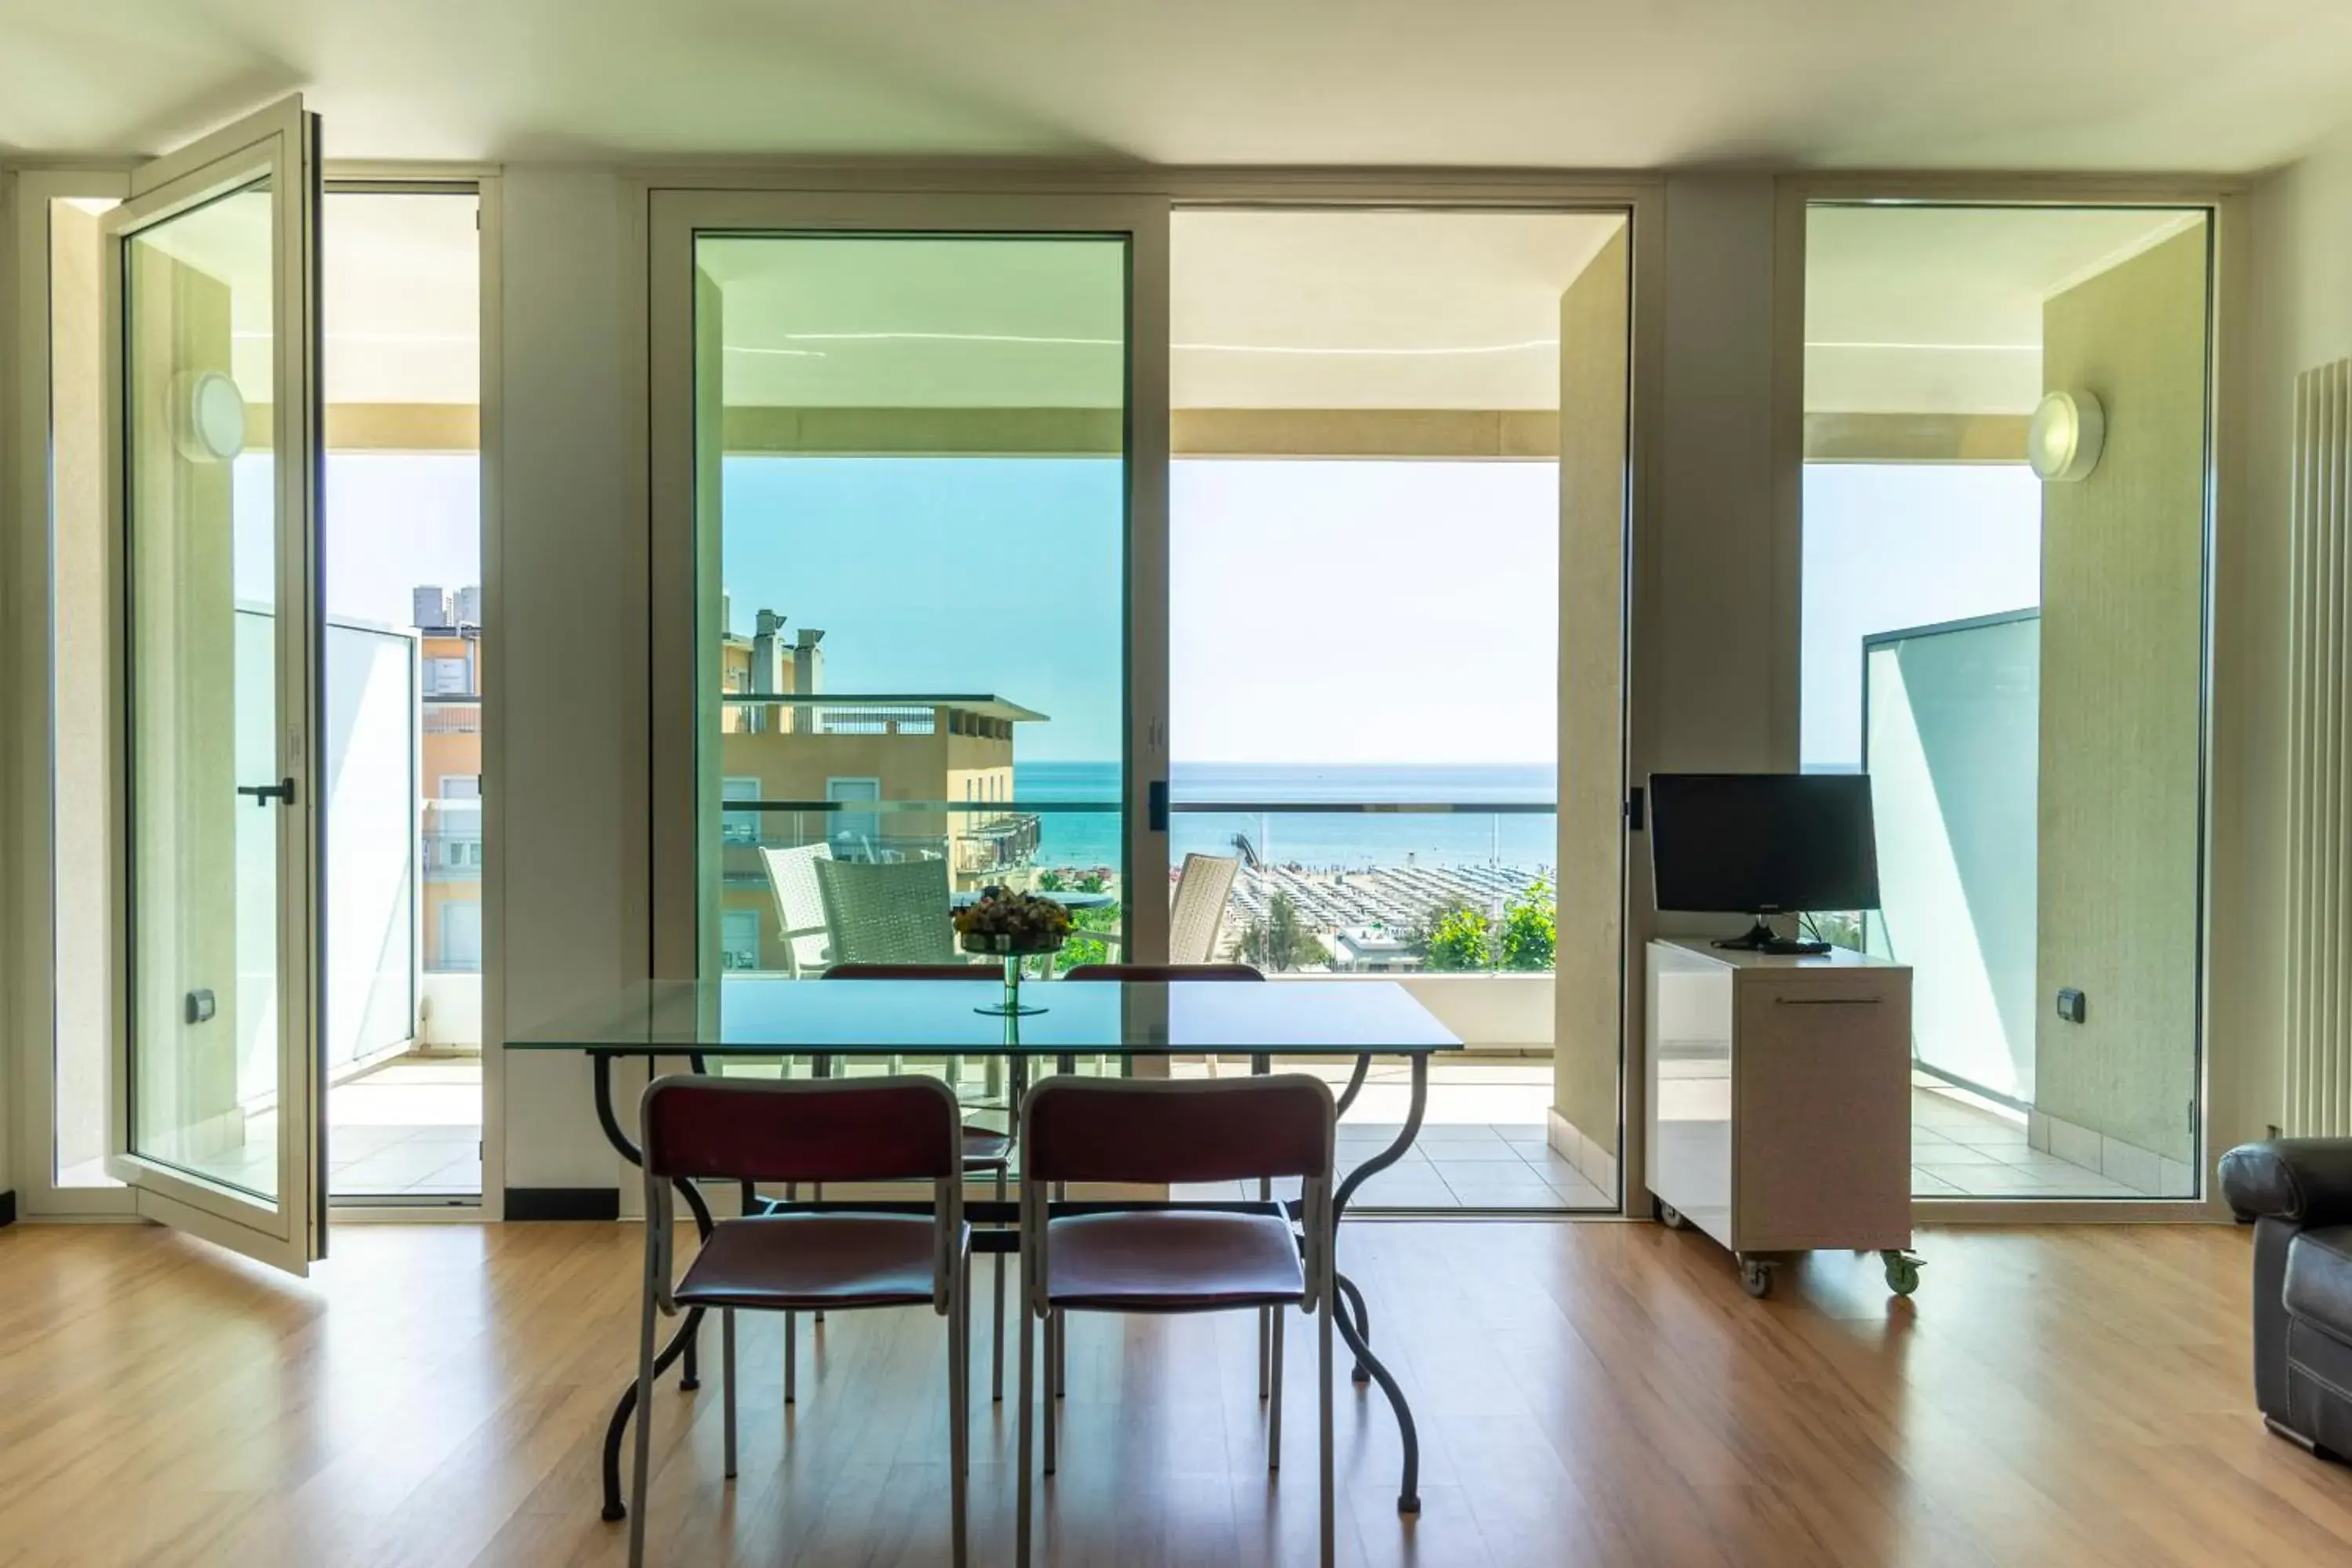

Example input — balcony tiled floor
[1169,1058,1613,1211]
[327,1055,481,1200]
[1909,1075,2160,1198]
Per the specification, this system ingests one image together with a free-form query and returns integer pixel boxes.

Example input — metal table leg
[1330,1051,1428,1515]
[591,1052,715,1522]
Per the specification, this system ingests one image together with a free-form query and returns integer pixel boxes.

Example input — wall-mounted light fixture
[176,369,246,463]
[2027,388,2103,482]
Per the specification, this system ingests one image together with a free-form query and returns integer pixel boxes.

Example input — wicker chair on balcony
[758,841,834,979]
[1171,851,1242,964]
[814,854,960,966]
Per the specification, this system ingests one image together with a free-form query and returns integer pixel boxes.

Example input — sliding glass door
[1801,201,2214,1200]
[648,194,1171,994]
[648,191,1634,1206]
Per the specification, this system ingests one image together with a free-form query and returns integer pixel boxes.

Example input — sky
[234,453,485,628]
[1801,463,2044,770]
[721,455,1562,767]
[239,451,2038,775]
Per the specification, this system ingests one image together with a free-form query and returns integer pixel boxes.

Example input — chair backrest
[759,842,835,977]
[641,1073,963,1185]
[1168,853,1241,964]
[1062,962,1263,982]
[814,855,957,966]
[1021,1075,1334,1186]
[822,963,985,982]
[639,1074,964,1316]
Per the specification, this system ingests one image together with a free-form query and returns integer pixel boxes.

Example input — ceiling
[700,212,1622,411]
[4,1,2350,172]
[1806,205,2203,413]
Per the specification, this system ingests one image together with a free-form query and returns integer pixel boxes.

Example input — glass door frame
[645,190,1174,981]
[1769,175,2238,1220]
[8,167,137,1221]
[98,96,326,1271]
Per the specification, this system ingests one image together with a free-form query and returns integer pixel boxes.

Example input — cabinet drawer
[1732,971,1912,1253]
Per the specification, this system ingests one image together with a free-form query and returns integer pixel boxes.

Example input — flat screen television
[1648,772,1880,952]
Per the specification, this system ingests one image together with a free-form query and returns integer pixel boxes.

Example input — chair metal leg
[721,1308,738,1480]
[1318,1285,1335,1568]
[784,1181,799,1406]
[1016,1301,1036,1566]
[1053,1307,1067,1400]
[1043,1309,1058,1475]
[812,1182,826,1323]
[1258,1308,1271,1399]
[992,1167,1008,1403]
[627,1282,659,1568]
[949,1275,970,1567]
[1269,1304,1285,1471]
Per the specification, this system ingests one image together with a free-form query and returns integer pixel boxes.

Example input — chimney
[412,585,450,630]
[751,609,786,739]
[793,628,826,704]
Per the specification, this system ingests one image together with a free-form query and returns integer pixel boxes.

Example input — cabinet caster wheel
[1737,1255,1773,1298]
[1881,1250,1922,1297]
[1654,1196,1686,1229]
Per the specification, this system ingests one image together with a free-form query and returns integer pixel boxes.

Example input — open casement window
[100,96,327,1273]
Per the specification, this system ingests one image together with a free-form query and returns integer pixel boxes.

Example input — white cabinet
[1645,938,1917,1298]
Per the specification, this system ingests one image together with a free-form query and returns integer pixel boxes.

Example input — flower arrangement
[954,886,1073,954]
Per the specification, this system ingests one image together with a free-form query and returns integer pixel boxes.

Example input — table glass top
[507,977,1462,1056]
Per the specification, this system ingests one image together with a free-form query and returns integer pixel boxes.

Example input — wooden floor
[1,1218,2347,1566]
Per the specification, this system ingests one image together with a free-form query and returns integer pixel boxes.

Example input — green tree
[1499,878,1556,971]
[1037,868,1066,892]
[1236,891,1327,972]
[1077,870,1108,894]
[1418,898,1494,971]
[1054,900,1123,971]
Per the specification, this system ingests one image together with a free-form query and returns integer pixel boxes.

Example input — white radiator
[2288,358,2352,1135]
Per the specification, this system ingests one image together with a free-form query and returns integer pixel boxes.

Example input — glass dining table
[509,974,1461,1522]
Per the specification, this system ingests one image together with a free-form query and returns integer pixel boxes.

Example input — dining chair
[757,841,834,978]
[630,1073,970,1568]
[1168,851,1242,964]
[1013,1074,1338,1568]
[1061,960,1272,1402]
[813,855,959,967]
[822,962,1015,1403]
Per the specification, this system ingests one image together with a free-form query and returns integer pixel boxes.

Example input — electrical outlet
[2055,987,2087,1025]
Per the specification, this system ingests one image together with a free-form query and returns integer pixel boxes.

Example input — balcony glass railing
[716,797,1126,975]
[1169,801,1558,975]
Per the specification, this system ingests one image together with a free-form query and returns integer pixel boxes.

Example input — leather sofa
[2219,1139,2352,1458]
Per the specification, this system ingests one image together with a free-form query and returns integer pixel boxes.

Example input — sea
[1018,760,1559,873]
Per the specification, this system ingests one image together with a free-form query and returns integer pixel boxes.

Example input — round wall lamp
[2027,389,2104,483]
[175,370,247,463]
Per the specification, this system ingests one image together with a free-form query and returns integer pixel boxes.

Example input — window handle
[237,778,297,808]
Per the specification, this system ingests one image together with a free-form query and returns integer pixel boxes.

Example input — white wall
[2226,129,2352,1149]
[495,167,649,1192]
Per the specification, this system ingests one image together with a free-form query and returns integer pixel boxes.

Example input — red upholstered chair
[1012,1075,1338,1568]
[630,1074,970,1568]
[1058,960,1269,1394]
[1059,962,1264,982]
[822,962,1017,1402]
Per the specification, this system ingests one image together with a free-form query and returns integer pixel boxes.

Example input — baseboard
[0,1189,16,1227]
[503,1186,619,1221]
[2027,1109,2196,1196]
[1546,1109,1620,1197]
